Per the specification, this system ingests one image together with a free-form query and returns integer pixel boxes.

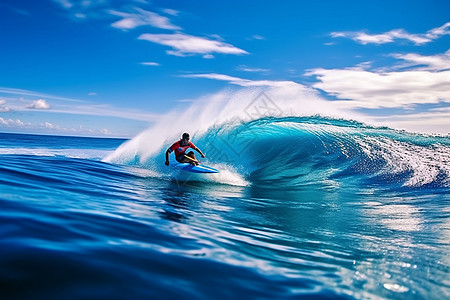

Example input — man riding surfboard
[165,133,205,166]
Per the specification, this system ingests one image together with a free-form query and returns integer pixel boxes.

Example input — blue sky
[0,0,449,137]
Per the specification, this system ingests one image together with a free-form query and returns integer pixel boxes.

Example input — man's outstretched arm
[194,146,205,158]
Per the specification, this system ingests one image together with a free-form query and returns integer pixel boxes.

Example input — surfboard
[171,162,219,174]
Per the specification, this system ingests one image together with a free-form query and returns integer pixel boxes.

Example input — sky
[0,0,449,137]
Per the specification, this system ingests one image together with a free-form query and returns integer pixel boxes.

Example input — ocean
[0,116,449,299]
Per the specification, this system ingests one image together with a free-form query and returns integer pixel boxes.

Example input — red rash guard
[169,140,196,157]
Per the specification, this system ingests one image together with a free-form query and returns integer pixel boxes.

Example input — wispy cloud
[162,8,180,16]
[247,34,265,40]
[391,49,450,71]
[56,103,161,122]
[236,65,270,73]
[0,87,84,103]
[2,2,32,16]
[138,33,249,58]
[331,22,450,45]
[53,0,180,29]
[140,62,160,66]
[53,0,73,9]
[181,73,308,90]
[52,1,247,59]
[52,0,109,19]
[110,7,181,30]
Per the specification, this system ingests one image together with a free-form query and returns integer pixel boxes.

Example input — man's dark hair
[182,133,190,139]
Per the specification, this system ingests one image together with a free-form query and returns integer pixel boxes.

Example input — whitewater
[1,87,449,299]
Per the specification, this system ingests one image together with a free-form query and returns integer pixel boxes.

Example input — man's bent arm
[165,149,170,165]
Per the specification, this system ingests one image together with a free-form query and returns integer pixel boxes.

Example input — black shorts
[176,151,194,163]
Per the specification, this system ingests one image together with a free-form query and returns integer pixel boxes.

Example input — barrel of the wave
[171,162,219,174]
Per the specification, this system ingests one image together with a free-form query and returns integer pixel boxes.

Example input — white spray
[103,84,356,166]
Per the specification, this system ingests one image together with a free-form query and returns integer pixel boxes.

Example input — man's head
[182,133,190,142]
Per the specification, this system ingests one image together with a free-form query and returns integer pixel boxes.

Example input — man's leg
[187,151,199,165]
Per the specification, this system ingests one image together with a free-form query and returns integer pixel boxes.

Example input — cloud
[140,62,160,66]
[331,22,450,45]
[110,8,181,30]
[0,115,116,136]
[26,99,51,109]
[182,73,244,82]
[162,8,179,16]
[0,87,84,103]
[0,99,9,111]
[371,108,450,135]
[59,104,161,122]
[391,49,450,71]
[181,73,306,89]
[52,2,247,59]
[42,121,59,129]
[0,87,161,122]
[236,65,270,73]
[248,34,265,40]
[305,48,450,113]
[53,0,73,9]
[138,33,249,58]
[100,128,112,135]
[0,117,29,127]
[52,0,109,19]
[306,68,450,109]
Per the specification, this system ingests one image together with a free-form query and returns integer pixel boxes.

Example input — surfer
[165,133,205,166]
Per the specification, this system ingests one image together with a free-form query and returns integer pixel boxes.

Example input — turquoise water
[1,117,449,299]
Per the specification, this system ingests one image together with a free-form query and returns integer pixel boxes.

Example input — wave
[106,115,450,190]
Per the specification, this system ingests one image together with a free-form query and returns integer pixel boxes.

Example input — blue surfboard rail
[171,162,219,174]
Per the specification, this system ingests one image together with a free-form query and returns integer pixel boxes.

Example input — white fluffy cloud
[0,117,28,127]
[42,122,59,129]
[307,68,450,109]
[331,22,450,45]
[0,99,10,112]
[26,99,51,109]
[138,33,248,58]
[305,47,450,111]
